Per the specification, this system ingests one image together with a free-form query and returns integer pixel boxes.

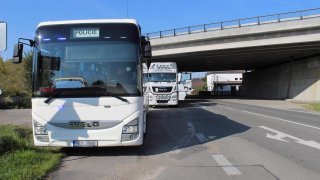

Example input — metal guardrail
[144,7,320,39]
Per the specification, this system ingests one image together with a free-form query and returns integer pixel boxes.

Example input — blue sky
[1,0,320,77]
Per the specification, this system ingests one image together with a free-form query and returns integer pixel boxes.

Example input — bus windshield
[33,23,141,97]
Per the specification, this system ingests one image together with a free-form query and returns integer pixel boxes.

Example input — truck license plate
[73,140,98,147]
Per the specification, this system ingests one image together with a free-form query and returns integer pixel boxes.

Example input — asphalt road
[44,99,320,180]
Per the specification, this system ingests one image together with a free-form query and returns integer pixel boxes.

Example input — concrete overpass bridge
[145,8,320,101]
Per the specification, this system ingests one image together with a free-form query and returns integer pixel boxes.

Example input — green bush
[0,125,64,180]
[0,135,21,155]
[0,52,33,109]
[0,96,31,109]
[0,126,32,155]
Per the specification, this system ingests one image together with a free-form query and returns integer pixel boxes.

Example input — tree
[0,58,7,74]
[0,51,33,97]
[23,51,33,93]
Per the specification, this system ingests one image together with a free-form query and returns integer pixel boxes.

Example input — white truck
[177,72,193,100]
[148,62,178,106]
[142,63,149,113]
[12,19,152,147]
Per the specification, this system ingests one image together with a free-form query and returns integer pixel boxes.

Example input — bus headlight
[34,121,48,135]
[122,126,138,134]
[122,118,139,142]
[34,126,48,135]
[33,120,49,142]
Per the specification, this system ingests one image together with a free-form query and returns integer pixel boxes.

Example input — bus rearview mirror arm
[141,36,152,59]
[12,38,35,64]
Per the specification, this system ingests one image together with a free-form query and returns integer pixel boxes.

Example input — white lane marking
[169,121,195,155]
[144,166,166,180]
[282,108,320,116]
[217,105,233,110]
[187,122,196,137]
[242,110,320,130]
[169,145,182,155]
[212,154,242,176]
[195,133,208,143]
[259,126,320,150]
[215,100,320,116]
[196,105,207,109]
[169,122,196,155]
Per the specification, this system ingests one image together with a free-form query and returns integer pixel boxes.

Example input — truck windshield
[32,23,141,97]
[149,73,176,82]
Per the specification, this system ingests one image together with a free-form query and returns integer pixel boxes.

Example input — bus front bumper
[34,134,143,147]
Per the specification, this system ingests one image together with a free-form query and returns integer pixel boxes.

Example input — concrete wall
[241,56,320,102]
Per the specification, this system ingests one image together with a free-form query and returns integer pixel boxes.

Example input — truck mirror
[12,44,23,63]
[0,88,2,95]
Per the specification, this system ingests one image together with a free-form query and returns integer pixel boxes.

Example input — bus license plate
[73,140,98,147]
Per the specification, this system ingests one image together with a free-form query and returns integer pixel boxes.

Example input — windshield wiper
[44,87,129,104]
[85,87,129,103]
[44,90,65,104]
[105,92,129,103]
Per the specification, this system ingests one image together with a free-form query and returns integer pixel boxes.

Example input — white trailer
[148,62,178,106]
[12,19,152,147]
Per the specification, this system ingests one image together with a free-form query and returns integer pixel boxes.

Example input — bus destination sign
[71,28,100,39]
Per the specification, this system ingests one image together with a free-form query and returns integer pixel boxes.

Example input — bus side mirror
[12,44,23,63]
[143,41,152,58]
[141,36,152,59]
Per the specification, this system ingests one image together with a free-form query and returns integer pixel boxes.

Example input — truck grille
[152,87,173,93]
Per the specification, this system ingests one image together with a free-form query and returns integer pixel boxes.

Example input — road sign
[0,22,7,51]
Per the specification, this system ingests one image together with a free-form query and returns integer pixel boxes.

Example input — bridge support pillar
[241,56,320,102]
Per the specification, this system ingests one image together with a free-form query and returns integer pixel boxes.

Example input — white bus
[148,62,178,106]
[12,19,151,147]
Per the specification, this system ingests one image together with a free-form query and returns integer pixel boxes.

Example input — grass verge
[0,125,64,180]
[303,103,320,112]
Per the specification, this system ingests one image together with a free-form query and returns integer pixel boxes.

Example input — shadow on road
[62,99,250,157]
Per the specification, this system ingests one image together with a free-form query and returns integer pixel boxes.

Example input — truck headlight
[172,94,177,100]
[122,118,139,142]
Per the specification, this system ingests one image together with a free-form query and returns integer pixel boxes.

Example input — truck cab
[148,62,178,106]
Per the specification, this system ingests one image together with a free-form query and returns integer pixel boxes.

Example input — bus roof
[37,19,139,28]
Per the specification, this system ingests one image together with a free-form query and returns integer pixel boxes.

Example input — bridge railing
[144,7,320,39]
